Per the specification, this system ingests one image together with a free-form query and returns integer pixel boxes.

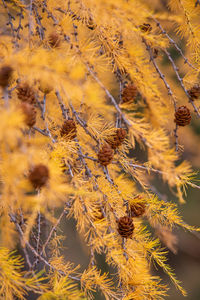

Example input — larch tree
[0,0,200,299]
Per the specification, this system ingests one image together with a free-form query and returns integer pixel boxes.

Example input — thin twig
[69,101,99,143]
[142,38,180,149]
[55,90,70,119]
[33,126,49,137]
[163,48,200,118]
[42,94,46,120]
[86,65,131,127]
[195,0,200,8]
[34,212,41,266]
[42,208,67,256]
[142,38,177,111]
[3,87,9,108]
[2,0,19,46]
[174,124,179,152]
[9,212,80,281]
[32,4,45,40]
[152,18,197,70]
[122,238,129,261]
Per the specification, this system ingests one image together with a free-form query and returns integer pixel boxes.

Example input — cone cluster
[188,85,200,100]
[20,103,36,127]
[98,143,114,166]
[17,82,36,104]
[174,106,191,126]
[122,83,138,103]
[29,164,49,189]
[0,65,13,88]
[107,128,127,149]
[60,120,77,139]
[117,216,134,238]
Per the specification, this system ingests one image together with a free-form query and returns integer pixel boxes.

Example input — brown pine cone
[107,128,127,149]
[188,85,200,100]
[29,164,49,189]
[17,82,36,104]
[122,83,138,103]
[130,202,146,217]
[117,216,134,238]
[139,23,152,33]
[174,106,191,126]
[0,65,13,88]
[48,32,61,48]
[20,103,36,127]
[98,143,114,166]
[60,120,77,139]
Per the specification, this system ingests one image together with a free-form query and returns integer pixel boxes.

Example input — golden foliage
[0,0,200,299]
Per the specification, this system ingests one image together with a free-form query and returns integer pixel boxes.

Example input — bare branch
[142,38,177,111]
[163,48,200,118]
[86,65,131,127]
[152,18,197,70]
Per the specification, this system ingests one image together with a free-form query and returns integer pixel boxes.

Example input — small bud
[87,17,97,30]
[139,23,152,33]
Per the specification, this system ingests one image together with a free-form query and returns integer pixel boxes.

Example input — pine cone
[0,65,13,88]
[117,216,134,238]
[60,120,77,139]
[130,202,146,217]
[107,128,127,149]
[48,32,61,48]
[29,164,49,189]
[17,82,36,104]
[20,103,36,127]
[174,106,191,126]
[122,83,138,103]
[98,143,114,166]
[139,23,152,33]
[188,85,200,100]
